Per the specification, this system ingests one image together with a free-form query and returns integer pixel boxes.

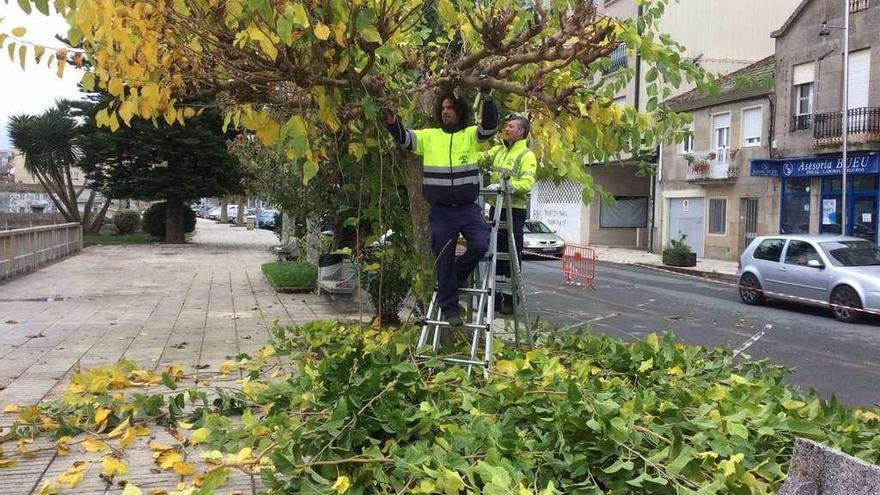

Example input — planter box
[662,252,697,267]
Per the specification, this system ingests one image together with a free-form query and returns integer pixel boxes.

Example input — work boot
[445,312,464,328]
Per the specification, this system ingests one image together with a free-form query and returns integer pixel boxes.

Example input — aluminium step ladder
[416,176,532,377]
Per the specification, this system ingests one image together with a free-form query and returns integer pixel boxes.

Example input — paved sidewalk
[590,245,739,280]
[0,219,343,494]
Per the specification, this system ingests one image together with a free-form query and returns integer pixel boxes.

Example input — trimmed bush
[98,223,119,236]
[142,202,196,240]
[112,209,141,235]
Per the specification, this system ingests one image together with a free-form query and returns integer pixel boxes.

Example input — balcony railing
[814,107,880,146]
[685,148,739,182]
[792,114,813,131]
[850,0,869,12]
[602,44,627,74]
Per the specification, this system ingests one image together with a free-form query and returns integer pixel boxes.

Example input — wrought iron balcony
[850,0,869,13]
[602,44,627,74]
[685,148,739,182]
[792,114,813,131]
[814,107,880,146]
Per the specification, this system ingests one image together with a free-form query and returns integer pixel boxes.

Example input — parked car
[523,220,565,258]
[244,209,279,229]
[737,234,880,323]
[206,207,221,220]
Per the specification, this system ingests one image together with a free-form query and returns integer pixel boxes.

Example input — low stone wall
[0,213,66,230]
[0,223,82,281]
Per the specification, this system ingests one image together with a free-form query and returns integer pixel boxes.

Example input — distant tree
[76,100,247,243]
[7,102,111,232]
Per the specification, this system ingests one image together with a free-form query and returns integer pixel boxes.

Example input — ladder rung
[459,287,489,295]
[438,357,489,367]
[493,221,509,229]
[424,320,489,331]
[479,188,502,195]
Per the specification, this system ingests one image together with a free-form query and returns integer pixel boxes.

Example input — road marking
[733,324,773,358]
[559,313,618,333]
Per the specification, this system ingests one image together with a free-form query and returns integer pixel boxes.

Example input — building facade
[749,0,880,243]
[658,57,779,260]
[531,0,802,249]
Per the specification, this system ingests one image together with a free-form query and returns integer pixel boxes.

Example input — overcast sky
[0,4,84,150]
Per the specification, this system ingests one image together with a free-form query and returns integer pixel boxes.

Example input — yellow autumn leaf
[861,410,879,421]
[33,45,45,63]
[12,27,27,37]
[256,119,279,146]
[82,438,109,452]
[494,360,518,376]
[95,407,112,427]
[158,450,183,470]
[667,366,684,377]
[36,482,60,495]
[218,361,235,375]
[233,447,252,463]
[148,440,174,452]
[518,484,534,495]
[56,58,66,78]
[783,400,806,410]
[108,418,130,437]
[646,332,660,352]
[19,44,26,70]
[118,427,137,447]
[0,459,18,468]
[172,461,195,476]
[334,22,346,46]
[57,462,86,487]
[314,22,331,40]
[122,483,143,495]
[190,427,211,445]
[331,475,351,494]
[177,421,194,430]
[3,404,21,413]
[101,457,129,478]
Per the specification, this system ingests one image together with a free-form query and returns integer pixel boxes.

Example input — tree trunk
[402,154,434,309]
[164,198,186,244]
[236,196,245,226]
[86,198,113,234]
[219,199,228,223]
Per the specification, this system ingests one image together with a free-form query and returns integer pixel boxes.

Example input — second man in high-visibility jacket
[384,89,499,327]
[482,115,537,314]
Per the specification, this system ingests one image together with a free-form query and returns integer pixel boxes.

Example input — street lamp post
[820,2,852,235]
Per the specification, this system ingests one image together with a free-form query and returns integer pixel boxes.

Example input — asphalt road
[520,259,880,407]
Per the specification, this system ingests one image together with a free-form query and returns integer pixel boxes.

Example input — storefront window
[821,178,842,234]
[781,178,811,234]
[853,175,878,192]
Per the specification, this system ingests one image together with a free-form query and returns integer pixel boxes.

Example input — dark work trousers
[490,206,527,282]
[430,202,490,318]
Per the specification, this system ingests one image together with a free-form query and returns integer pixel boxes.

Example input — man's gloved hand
[485,183,501,191]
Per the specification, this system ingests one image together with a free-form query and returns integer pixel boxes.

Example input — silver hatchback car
[737,234,880,323]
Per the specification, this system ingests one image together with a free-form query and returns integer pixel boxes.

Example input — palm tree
[7,101,110,232]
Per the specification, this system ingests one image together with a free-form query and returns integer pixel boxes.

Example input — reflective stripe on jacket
[482,139,537,209]
[409,126,484,206]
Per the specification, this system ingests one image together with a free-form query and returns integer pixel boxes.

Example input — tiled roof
[666,55,775,111]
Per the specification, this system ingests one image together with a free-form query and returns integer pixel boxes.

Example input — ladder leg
[417,292,438,349]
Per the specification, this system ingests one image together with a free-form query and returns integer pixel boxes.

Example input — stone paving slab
[0,220,344,494]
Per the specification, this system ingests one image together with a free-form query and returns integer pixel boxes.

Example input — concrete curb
[600,260,739,284]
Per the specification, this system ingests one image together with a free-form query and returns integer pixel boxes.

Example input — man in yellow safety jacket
[384,89,498,327]
[481,115,537,314]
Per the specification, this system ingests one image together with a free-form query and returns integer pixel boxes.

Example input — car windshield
[820,240,880,266]
[525,221,553,234]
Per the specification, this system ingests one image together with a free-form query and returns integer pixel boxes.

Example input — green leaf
[602,458,633,474]
[303,160,319,184]
[201,467,228,491]
[33,0,49,15]
[666,448,693,476]
[161,372,177,390]
[638,358,653,373]
[289,3,310,28]
[17,0,32,15]
[360,27,381,43]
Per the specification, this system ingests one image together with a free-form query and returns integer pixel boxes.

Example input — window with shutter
[742,107,762,147]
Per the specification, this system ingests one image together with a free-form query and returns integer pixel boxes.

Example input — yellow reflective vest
[411,126,484,205]
[482,139,537,209]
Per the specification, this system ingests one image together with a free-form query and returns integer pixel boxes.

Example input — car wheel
[739,273,765,305]
[830,286,862,323]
